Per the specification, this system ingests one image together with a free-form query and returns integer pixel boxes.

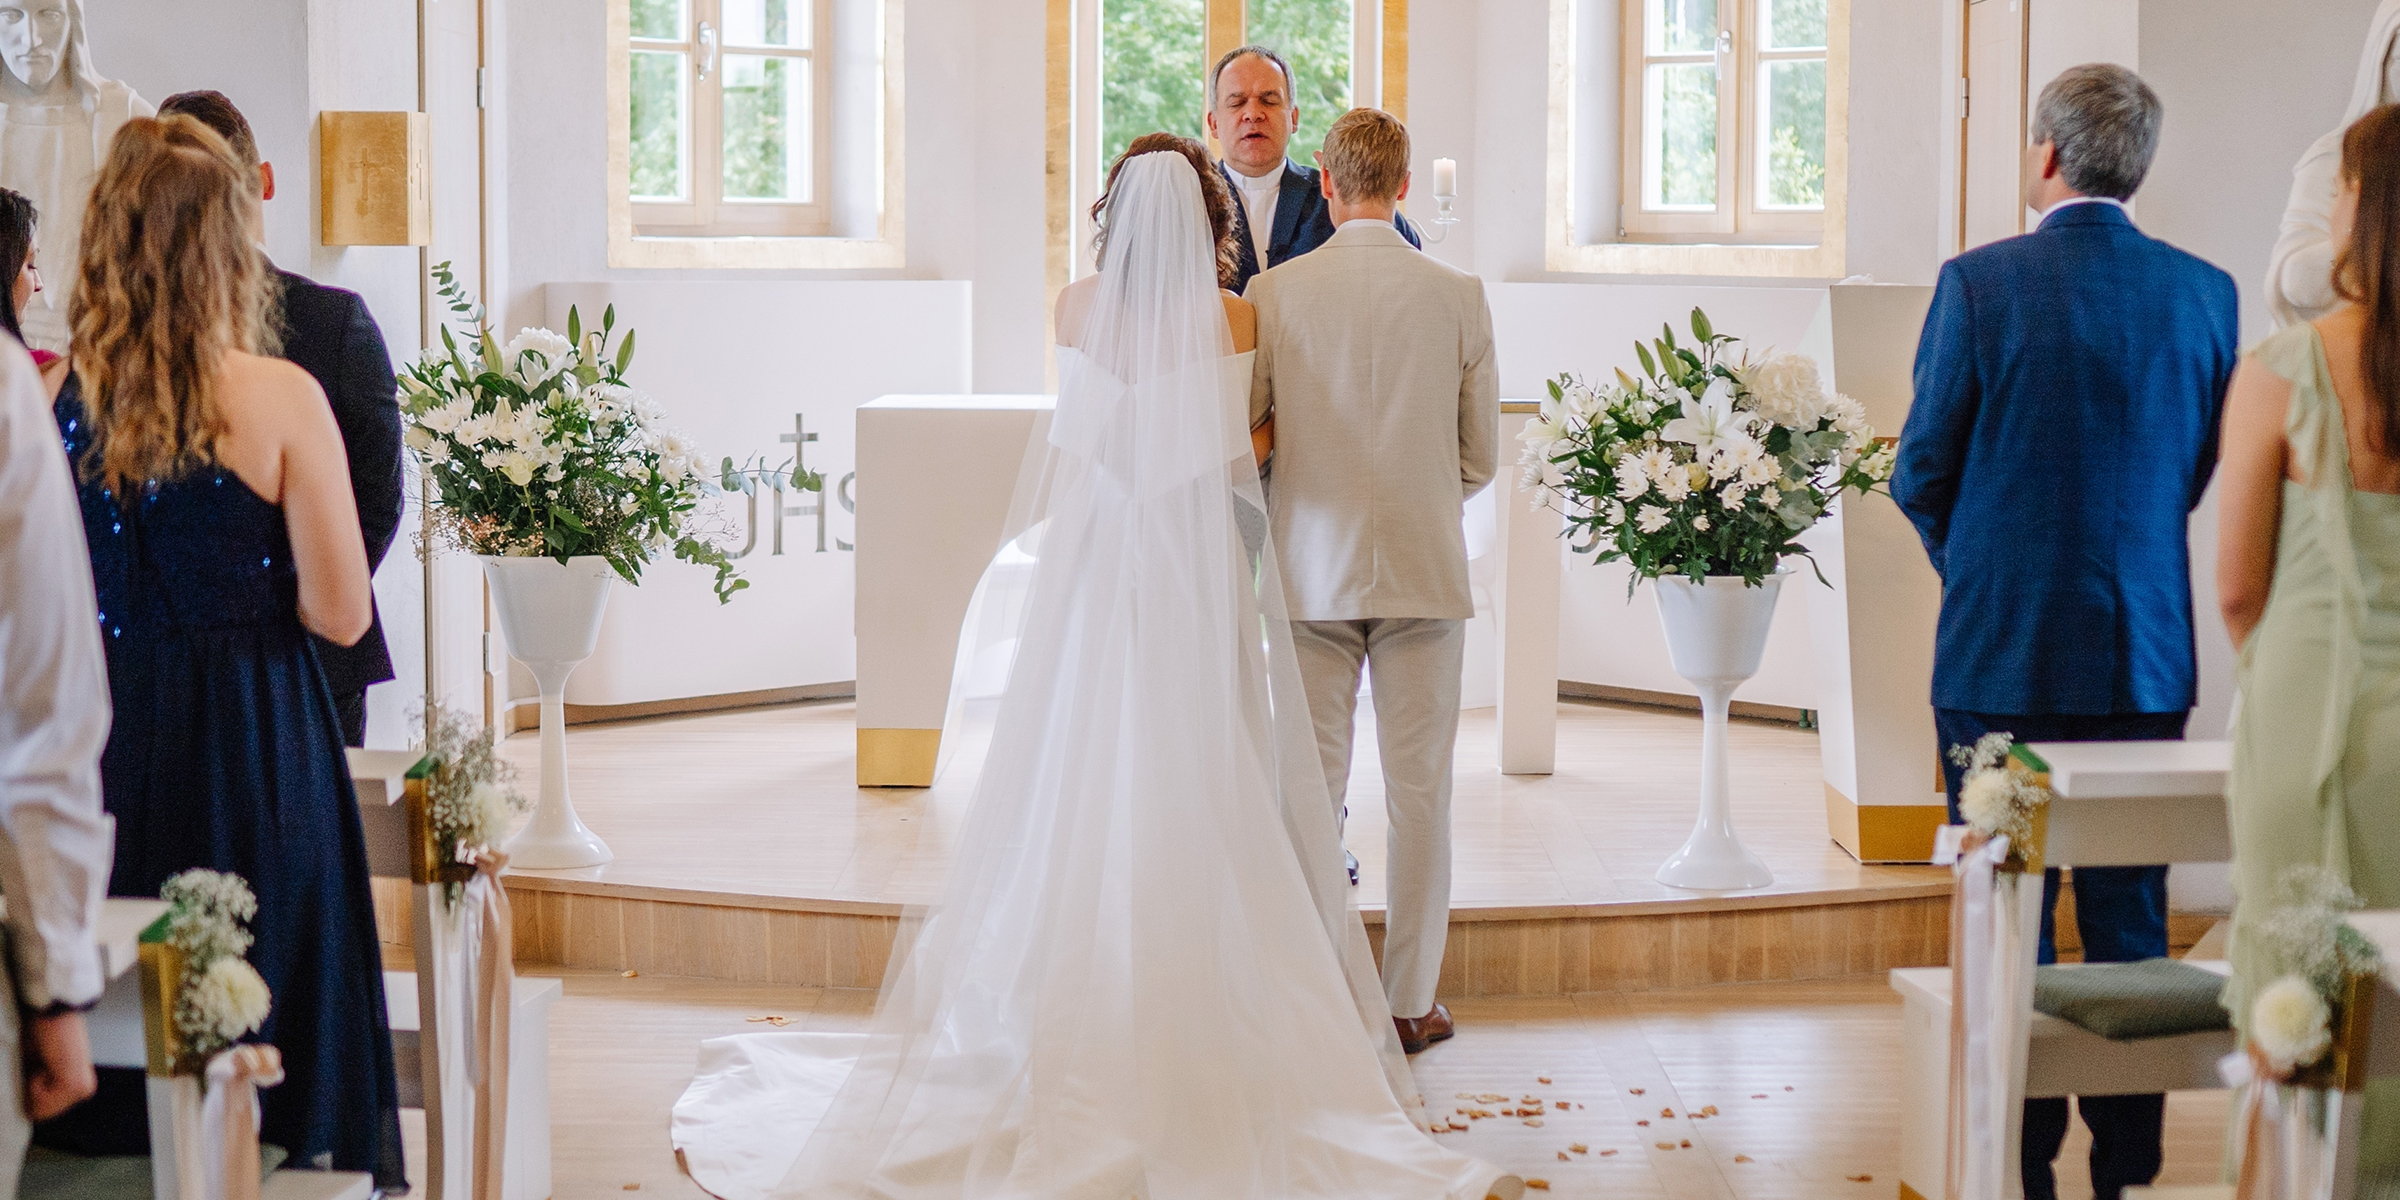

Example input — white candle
[1432,157,1458,199]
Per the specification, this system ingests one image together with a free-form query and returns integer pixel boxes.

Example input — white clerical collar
[1337,217,1394,230]
[2039,194,2129,222]
[1231,166,1281,194]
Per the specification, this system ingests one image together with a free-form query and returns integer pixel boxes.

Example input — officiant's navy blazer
[1224,159,1421,294]
[1893,202,2239,716]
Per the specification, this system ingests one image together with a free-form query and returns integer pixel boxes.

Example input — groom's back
[1248,223,1498,622]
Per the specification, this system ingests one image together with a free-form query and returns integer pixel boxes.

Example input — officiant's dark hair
[1091,134,1240,290]
[2337,104,2400,455]
[0,189,35,348]
[1211,45,1294,106]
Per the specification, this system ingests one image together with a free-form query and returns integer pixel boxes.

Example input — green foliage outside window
[1244,0,1353,163]
[631,51,685,200]
[632,0,683,40]
[1764,59,1824,208]
[722,55,800,201]
[1101,0,1206,172]
[1657,64,1717,208]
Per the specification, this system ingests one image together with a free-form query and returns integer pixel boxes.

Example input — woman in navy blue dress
[33,115,404,1189]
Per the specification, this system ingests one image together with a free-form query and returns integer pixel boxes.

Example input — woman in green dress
[2218,102,2400,1187]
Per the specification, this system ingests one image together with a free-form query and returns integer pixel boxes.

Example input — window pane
[1760,0,1826,50]
[1759,58,1826,208]
[1099,0,1205,174]
[1645,62,1717,210]
[631,0,684,41]
[722,54,811,201]
[723,0,807,48]
[1245,0,1353,161]
[1648,0,1717,55]
[630,50,687,201]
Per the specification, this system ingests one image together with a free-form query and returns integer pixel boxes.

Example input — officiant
[1207,46,1420,294]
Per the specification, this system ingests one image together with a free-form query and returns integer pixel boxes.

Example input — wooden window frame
[629,0,834,238]
[1618,0,1826,245]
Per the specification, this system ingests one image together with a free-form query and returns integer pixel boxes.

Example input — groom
[1247,107,1498,1053]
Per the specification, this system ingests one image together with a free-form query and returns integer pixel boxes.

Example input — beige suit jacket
[1248,221,1499,622]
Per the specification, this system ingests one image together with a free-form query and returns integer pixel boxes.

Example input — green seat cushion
[21,1142,288,1198]
[2033,958,2232,1041]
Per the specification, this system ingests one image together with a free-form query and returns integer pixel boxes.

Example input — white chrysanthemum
[1614,454,1651,501]
[418,399,467,435]
[2252,975,2333,1074]
[1721,484,1747,509]
[1760,486,1781,508]
[1707,447,1742,482]
[1741,353,1827,429]
[404,426,435,453]
[1693,514,1711,532]
[1658,464,1693,502]
[1739,453,1779,487]
[1636,504,1671,534]
[1958,769,2017,834]
[187,957,272,1044]
[1636,446,1678,484]
[503,327,574,373]
[1826,394,1873,449]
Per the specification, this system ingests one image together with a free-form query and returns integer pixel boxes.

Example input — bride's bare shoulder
[1220,291,1256,353]
[1054,276,1101,346]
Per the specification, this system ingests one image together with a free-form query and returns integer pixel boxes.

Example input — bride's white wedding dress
[670,152,1519,1200]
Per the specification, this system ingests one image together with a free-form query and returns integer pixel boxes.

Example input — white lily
[1660,377,1755,457]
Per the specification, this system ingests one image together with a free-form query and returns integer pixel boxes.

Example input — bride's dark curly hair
[1090,133,1240,290]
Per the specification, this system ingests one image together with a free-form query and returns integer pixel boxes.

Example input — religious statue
[0,0,151,350]
[2267,0,2400,328]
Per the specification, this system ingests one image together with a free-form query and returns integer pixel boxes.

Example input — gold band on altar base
[1823,783,1947,864]
[859,729,943,788]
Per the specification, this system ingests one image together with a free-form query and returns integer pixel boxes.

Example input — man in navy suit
[1894,64,2238,1200]
[1205,45,1420,295]
[159,91,404,748]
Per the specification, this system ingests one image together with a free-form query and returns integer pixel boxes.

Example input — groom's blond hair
[1319,108,1409,204]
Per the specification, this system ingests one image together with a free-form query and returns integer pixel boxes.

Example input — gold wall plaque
[319,111,430,247]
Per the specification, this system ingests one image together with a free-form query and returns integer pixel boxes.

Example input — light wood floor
[496,698,1945,914]
[384,969,2233,1200]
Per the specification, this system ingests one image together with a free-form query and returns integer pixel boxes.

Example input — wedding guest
[30,114,404,1190]
[157,90,402,748]
[1249,107,1497,1055]
[2218,101,2400,1190]
[0,189,53,364]
[1208,45,1420,294]
[1893,64,2238,1200]
[0,310,109,1193]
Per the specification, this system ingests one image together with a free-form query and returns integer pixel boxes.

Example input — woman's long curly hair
[71,114,275,494]
[1090,132,1241,290]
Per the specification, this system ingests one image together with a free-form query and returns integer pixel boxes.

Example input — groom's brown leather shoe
[1395,1003,1455,1055]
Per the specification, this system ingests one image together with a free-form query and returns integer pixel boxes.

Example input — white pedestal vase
[481,555,617,869]
[1652,572,1785,890]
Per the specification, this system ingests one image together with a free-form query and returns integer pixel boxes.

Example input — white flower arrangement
[2238,867,2384,1083]
[158,869,270,1066]
[417,702,529,892]
[1518,308,1892,588]
[1945,732,2050,869]
[402,262,745,602]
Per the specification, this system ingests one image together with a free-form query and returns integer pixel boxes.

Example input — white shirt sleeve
[0,338,113,1010]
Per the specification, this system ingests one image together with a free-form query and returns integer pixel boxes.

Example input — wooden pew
[350,749,560,1200]
[68,897,375,1199]
[1892,740,2239,1200]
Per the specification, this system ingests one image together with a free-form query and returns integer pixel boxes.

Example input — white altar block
[1810,283,1947,863]
[855,394,1053,786]
[1495,402,1562,775]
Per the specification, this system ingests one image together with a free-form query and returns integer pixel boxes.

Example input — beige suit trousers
[1291,617,1464,1021]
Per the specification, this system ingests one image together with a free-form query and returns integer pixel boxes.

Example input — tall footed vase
[1652,572,1784,891]
[481,555,617,869]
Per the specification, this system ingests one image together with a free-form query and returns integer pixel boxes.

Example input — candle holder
[1421,194,1461,244]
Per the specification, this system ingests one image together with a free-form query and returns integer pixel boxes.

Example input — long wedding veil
[780,150,1431,1197]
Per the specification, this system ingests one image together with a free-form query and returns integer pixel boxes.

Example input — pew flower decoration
[160,870,271,1065]
[417,702,529,897]
[2240,867,2383,1084]
[1947,732,2049,870]
[1518,308,1893,588]
[401,261,746,602]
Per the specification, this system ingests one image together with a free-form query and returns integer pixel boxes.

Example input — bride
[672,138,1521,1200]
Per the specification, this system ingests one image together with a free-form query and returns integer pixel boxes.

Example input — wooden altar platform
[444,698,1956,997]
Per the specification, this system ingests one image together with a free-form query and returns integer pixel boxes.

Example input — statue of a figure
[2267,0,2400,328]
[0,0,150,351]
